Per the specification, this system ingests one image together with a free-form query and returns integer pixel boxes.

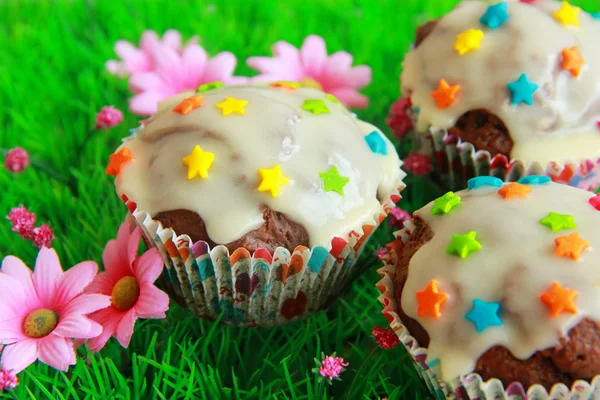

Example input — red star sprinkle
[106,148,134,176]
[590,194,600,211]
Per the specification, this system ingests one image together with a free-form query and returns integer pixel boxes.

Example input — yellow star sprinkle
[454,29,484,56]
[182,145,215,180]
[553,1,580,26]
[215,97,248,116]
[257,164,290,197]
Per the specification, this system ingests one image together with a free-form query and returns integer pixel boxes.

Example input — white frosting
[113,84,404,248]
[402,0,600,165]
[402,181,600,380]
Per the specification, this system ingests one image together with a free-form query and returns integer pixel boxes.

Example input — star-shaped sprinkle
[431,192,461,215]
[269,81,300,90]
[172,95,204,115]
[497,182,532,200]
[454,29,484,55]
[325,94,341,104]
[480,1,509,29]
[518,175,551,185]
[464,299,503,333]
[507,73,538,105]
[553,1,581,26]
[416,280,448,319]
[182,145,215,180]
[196,81,224,92]
[301,99,330,115]
[430,79,461,109]
[554,232,590,261]
[447,231,482,259]
[540,282,578,317]
[468,176,503,190]
[319,166,350,195]
[561,46,584,77]
[258,164,290,197]
[106,148,133,176]
[589,194,600,211]
[592,12,600,19]
[364,131,388,155]
[540,212,576,232]
[216,97,248,116]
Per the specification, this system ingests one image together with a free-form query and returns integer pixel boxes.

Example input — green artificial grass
[1,0,599,398]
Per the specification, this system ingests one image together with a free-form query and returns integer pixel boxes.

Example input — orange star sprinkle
[540,282,578,318]
[269,81,300,90]
[416,280,449,319]
[106,148,133,176]
[561,46,584,77]
[430,79,460,110]
[172,95,204,115]
[554,232,591,261]
[497,182,532,200]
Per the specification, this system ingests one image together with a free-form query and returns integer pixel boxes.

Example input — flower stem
[316,380,325,400]
[345,348,381,400]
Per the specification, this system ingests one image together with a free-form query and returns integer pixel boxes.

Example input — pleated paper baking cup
[125,183,403,327]
[375,221,600,400]
[424,128,600,193]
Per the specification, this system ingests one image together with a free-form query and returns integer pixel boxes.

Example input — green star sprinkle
[301,99,330,115]
[319,166,350,195]
[539,212,576,232]
[325,94,341,104]
[196,81,224,92]
[446,231,482,259]
[431,192,461,215]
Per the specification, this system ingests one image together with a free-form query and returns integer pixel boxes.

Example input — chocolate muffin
[401,0,600,166]
[389,176,600,391]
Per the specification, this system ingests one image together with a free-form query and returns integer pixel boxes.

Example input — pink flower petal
[32,248,63,307]
[203,52,237,83]
[38,335,75,371]
[246,57,289,78]
[227,76,250,85]
[1,339,38,373]
[161,30,182,50]
[300,35,328,78]
[102,223,134,282]
[272,41,304,77]
[327,87,369,109]
[134,248,163,284]
[152,45,183,87]
[115,41,150,75]
[343,65,372,89]
[85,273,114,296]
[129,91,164,116]
[321,51,354,89]
[87,307,120,352]
[139,31,160,53]
[1,256,38,309]
[129,72,165,93]
[115,308,137,348]
[106,60,127,78]
[62,293,111,316]
[54,261,98,307]
[53,314,100,339]
[127,228,143,267]
[180,44,208,88]
[0,273,27,319]
[135,282,169,318]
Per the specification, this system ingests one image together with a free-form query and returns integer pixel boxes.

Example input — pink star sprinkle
[589,194,600,211]
[4,147,30,173]
[7,206,36,237]
[0,369,18,391]
[95,106,124,130]
[319,355,349,381]
[403,152,432,176]
[31,224,55,248]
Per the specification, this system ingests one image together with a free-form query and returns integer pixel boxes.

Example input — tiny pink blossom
[386,97,414,139]
[4,148,29,173]
[0,368,18,390]
[247,35,372,109]
[319,355,349,380]
[0,248,111,373]
[95,106,124,130]
[403,152,432,176]
[7,207,36,237]
[388,207,411,229]
[375,248,388,260]
[31,224,55,249]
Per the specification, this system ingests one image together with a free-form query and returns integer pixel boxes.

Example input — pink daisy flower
[95,106,124,130]
[0,248,111,373]
[247,35,372,108]
[85,220,169,351]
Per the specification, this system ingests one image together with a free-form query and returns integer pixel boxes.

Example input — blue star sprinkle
[465,299,503,333]
[365,131,388,155]
[592,12,600,19]
[507,73,538,105]
[518,175,551,185]
[468,176,503,190]
[480,1,509,29]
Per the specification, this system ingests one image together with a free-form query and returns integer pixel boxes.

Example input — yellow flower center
[299,77,323,91]
[111,276,140,311]
[23,309,59,338]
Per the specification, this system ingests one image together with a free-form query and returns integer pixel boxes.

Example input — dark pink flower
[95,106,124,130]
[31,224,54,248]
[318,355,348,380]
[386,97,414,139]
[0,368,18,390]
[372,326,399,349]
[375,248,388,260]
[7,207,36,238]
[403,152,432,176]
[388,207,411,229]
[4,148,29,173]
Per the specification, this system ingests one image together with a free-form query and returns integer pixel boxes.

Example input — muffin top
[400,177,600,380]
[109,83,403,248]
[402,0,600,165]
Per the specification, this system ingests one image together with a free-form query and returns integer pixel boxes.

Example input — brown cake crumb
[448,109,514,158]
[414,20,439,48]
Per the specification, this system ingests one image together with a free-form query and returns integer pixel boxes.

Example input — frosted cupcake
[106,82,405,326]
[399,0,600,189]
[377,177,600,398]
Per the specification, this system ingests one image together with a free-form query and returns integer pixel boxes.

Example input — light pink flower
[106,30,195,78]
[0,368,18,390]
[85,220,169,351]
[0,248,111,373]
[4,148,29,173]
[319,355,349,380]
[95,106,124,130]
[247,35,372,108]
[403,152,432,176]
